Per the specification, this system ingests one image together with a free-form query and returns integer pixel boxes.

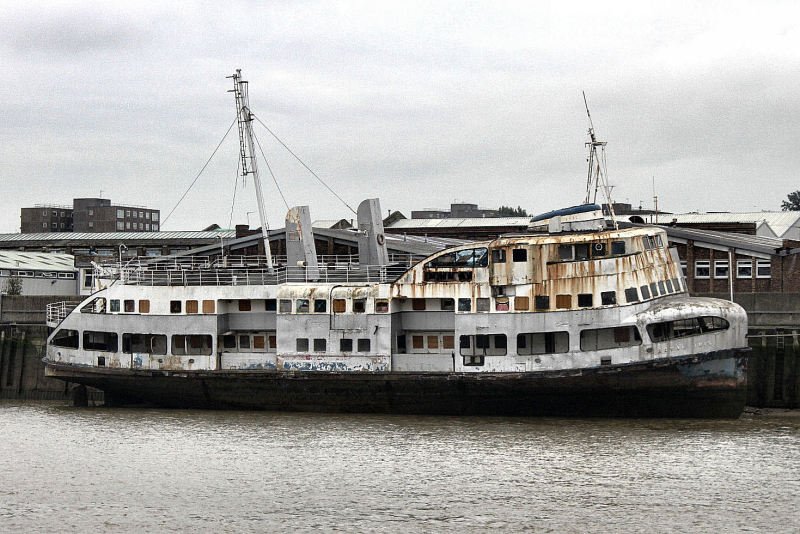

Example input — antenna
[652,176,659,224]
[582,92,617,229]
[229,69,273,270]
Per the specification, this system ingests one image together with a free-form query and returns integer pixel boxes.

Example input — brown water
[1,402,798,533]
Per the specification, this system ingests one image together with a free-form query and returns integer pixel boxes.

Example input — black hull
[45,349,749,418]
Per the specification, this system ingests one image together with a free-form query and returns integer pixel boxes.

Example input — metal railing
[46,301,80,325]
[94,254,423,287]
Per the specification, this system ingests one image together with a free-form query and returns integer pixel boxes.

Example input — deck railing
[95,254,422,287]
[46,301,80,326]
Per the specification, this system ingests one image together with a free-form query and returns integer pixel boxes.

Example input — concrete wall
[0,325,72,400]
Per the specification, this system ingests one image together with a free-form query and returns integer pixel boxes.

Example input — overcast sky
[1,1,798,233]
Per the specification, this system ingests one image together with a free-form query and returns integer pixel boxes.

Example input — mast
[582,92,618,230]
[230,69,273,269]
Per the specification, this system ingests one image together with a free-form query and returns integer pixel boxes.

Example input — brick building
[20,198,160,233]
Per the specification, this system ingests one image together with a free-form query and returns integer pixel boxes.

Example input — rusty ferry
[43,72,750,417]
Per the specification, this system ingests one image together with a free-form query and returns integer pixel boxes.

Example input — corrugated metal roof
[668,212,800,239]
[387,217,531,229]
[0,230,236,243]
[660,225,783,256]
[0,251,76,271]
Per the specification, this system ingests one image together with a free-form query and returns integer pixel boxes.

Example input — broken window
[375,300,389,313]
[52,329,79,349]
[601,291,616,305]
[558,244,574,261]
[457,298,471,312]
[296,299,310,313]
[574,244,590,260]
[534,295,550,310]
[517,331,569,355]
[83,331,118,352]
[580,326,641,351]
[512,248,527,262]
[353,299,366,313]
[170,300,181,314]
[459,334,507,356]
[577,294,593,307]
[123,334,167,355]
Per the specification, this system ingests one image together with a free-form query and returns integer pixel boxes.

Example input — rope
[252,114,357,215]
[228,157,241,229]
[161,116,238,228]
[253,129,290,212]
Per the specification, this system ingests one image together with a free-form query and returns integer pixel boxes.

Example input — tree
[497,205,529,217]
[2,275,23,295]
[781,191,800,211]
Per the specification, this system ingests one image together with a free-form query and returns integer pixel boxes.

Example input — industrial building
[20,197,160,234]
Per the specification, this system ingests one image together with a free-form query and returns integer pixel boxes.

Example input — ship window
[492,249,506,263]
[657,281,665,295]
[268,335,277,351]
[611,241,626,255]
[353,299,366,313]
[601,291,616,305]
[737,260,753,278]
[648,316,729,342]
[123,334,167,354]
[558,244,574,261]
[512,249,527,262]
[412,298,426,311]
[340,338,353,352]
[624,288,639,303]
[83,331,118,352]
[139,300,150,313]
[52,329,79,349]
[575,244,590,260]
[427,336,439,349]
[577,294,593,307]
[672,278,682,292]
[665,279,674,293]
[517,331,569,355]
[443,335,454,349]
[495,297,509,311]
[640,285,651,300]
[110,299,120,312]
[695,260,710,279]
[397,335,407,353]
[441,298,455,311]
[592,242,607,257]
[170,300,182,314]
[296,299,310,313]
[580,326,641,351]
[476,298,490,312]
[239,335,250,349]
[186,300,198,314]
[458,298,471,312]
[412,335,424,349]
[265,299,277,312]
[650,282,659,297]
[296,338,309,352]
[358,338,371,352]
[313,338,326,352]
[202,300,215,314]
[124,300,135,313]
[756,260,771,278]
[375,300,389,313]
[556,294,571,309]
[172,335,212,355]
[238,299,252,312]
[514,296,529,311]
[279,299,292,313]
[222,335,236,349]
[714,261,729,279]
[253,336,266,350]
[535,296,550,310]
[459,334,507,356]
[333,299,346,313]
[314,299,327,313]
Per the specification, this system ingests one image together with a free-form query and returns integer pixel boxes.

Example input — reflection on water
[1,402,798,532]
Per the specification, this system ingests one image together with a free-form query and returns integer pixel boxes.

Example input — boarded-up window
[556,294,571,309]
[514,296,529,311]
[253,336,266,350]
[186,300,198,314]
[412,335,424,349]
[427,336,439,349]
[412,298,426,310]
[139,300,150,314]
[476,298,490,312]
[238,300,252,311]
[279,299,292,313]
[202,300,215,314]
[333,299,347,313]
[268,335,277,350]
[443,335,454,349]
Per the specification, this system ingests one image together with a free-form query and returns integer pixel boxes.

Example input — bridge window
[52,329,79,349]
[83,331,118,352]
[580,326,641,351]
[517,331,568,355]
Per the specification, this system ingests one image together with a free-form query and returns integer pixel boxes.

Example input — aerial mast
[583,92,618,230]
[230,69,273,269]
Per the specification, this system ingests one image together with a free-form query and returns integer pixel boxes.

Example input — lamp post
[118,244,128,263]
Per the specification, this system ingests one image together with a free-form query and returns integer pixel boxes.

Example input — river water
[1,402,798,533]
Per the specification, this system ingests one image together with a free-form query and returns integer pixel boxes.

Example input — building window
[126,222,131,229]
[714,260,730,279]
[680,261,688,277]
[139,211,144,219]
[756,260,771,279]
[737,259,753,278]
[42,222,48,228]
[340,338,353,352]
[695,260,710,279]
[88,209,94,216]
[116,221,124,230]
[117,209,124,218]
[152,213,159,221]
[357,338,371,352]
[51,222,57,229]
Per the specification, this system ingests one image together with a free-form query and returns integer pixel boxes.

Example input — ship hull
[45,349,749,418]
